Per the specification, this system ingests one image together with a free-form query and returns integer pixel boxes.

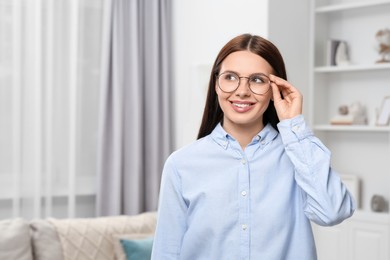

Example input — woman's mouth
[230,101,255,112]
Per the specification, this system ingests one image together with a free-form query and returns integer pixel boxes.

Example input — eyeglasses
[216,71,271,95]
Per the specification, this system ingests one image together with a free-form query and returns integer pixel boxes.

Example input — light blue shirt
[151,115,355,260]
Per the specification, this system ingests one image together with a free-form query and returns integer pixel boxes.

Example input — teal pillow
[120,236,154,260]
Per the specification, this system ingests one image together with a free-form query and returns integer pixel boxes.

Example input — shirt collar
[210,122,278,149]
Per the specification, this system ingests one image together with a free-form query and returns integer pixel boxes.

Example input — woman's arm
[278,115,356,226]
[271,75,355,225]
[151,155,187,259]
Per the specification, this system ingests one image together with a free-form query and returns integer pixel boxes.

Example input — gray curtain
[96,0,173,216]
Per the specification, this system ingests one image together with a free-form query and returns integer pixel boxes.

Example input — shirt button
[241,191,247,196]
[242,224,247,230]
[261,140,266,145]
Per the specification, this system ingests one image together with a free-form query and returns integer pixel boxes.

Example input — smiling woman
[151,34,356,260]
[0,0,103,219]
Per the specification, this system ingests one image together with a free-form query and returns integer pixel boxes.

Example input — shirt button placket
[238,153,250,259]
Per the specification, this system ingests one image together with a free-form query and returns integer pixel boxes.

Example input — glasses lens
[249,74,270,95]
[218,72,239,93]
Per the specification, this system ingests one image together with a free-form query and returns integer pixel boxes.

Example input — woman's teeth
[233,103,251,108]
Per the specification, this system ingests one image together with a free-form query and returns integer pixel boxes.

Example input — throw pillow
[30,219,64,260]
[113,233,154,260]
[0,218,33,260]
[120,236,154,260]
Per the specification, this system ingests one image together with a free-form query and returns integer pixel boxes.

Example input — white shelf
[351,210,390,224]
[311,1,390,257]
[314,63,390,73]
[314,124,390,132]
[316,0,390,13]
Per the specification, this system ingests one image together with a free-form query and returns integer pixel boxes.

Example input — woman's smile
[230,100,256,113]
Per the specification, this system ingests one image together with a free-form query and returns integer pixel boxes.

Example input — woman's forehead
[220,51,272,75]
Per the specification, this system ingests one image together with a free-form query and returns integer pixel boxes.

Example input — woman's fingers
[270,75,300,98]
[271,81,282,102]
[269,74,303,120]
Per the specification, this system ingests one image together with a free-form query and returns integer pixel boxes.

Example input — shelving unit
[315,0,390,13]
[309,0,390,259]
[314,124,390,132]
[314,62,390,72]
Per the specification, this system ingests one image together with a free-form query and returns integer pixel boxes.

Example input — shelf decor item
[375,28,390,63]
[327,39,350,66]
[335,41,351,66]
[327,39,341,66]
[330,102,367,125]
[340,174,360,208]
[370,194,387,212]
[376,96,390,126]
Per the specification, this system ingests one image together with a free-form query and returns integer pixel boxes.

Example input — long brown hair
[197,34,287,139]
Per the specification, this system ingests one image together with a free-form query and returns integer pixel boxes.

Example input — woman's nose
[235,78,251,97]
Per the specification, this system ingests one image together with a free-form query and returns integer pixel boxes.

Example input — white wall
[268,0,310,119]
[172,0,269,149]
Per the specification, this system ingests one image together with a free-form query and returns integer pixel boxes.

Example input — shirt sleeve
[277,115,356,226]
[151,154,187,259]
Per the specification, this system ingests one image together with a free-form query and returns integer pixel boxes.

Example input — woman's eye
[251,75,267,84]
[225,74,237,81]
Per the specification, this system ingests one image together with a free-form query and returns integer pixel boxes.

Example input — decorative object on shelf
[370,194,388,212]
[375,28,390,63]
[330,102,367,125]
[335,41,351,66]
[340,174,360,208]
[376,96,390,126]
[327,39,341,66]
[327,39,350,66]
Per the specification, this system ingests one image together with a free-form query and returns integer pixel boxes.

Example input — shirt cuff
[277,115,314,145]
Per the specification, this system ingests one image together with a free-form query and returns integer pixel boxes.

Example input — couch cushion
[120,236,153,260]
[0,218,33,260]
[113,233,154,260]
[49,211,156,260]
[30,219,64,260]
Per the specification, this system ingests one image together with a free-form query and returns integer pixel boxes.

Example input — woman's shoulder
[169,136,212,159]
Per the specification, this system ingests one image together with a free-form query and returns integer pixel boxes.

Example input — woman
[151,34,355,259]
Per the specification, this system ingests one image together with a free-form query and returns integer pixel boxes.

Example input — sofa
[0,211,157,260]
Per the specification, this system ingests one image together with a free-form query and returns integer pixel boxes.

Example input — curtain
[97,0,173,216]
[0,0,103,219]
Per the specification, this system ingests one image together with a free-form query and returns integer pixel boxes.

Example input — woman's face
[216,50,273,132]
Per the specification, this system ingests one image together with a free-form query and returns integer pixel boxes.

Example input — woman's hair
[197,34,287,139]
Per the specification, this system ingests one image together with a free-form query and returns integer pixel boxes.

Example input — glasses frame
[216,71,271,95]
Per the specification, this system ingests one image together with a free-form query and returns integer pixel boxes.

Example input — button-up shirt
[151,115,355,260]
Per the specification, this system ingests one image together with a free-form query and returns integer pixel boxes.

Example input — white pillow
[30,219,64,260]
[0,218,33,260]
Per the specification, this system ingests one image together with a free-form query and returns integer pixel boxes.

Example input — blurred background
[0,0,309,219]
[2,0,390,259]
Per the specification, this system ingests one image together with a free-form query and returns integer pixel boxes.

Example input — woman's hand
[269,75,303,121]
